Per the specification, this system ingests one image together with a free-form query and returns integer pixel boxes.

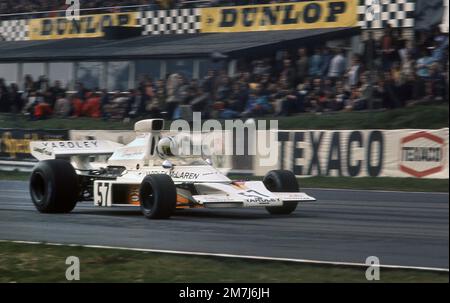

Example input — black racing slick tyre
[139,174,176,219]
[29,159,79,213]
[263,170,299,215]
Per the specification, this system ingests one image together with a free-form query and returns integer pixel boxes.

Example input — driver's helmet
[157,136,177,158]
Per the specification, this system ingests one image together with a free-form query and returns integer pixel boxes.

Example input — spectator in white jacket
[327,48,347,81]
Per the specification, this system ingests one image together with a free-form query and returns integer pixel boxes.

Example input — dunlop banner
[29,12,138,40]
[200,0,357,33]
[0,129,68,160]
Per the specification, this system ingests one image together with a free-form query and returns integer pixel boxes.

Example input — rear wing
[30,140,124,161]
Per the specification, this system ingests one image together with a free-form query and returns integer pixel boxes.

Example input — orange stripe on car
[176,194,189,204]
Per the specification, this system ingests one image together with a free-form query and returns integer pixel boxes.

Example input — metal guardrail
[0,160,36,172]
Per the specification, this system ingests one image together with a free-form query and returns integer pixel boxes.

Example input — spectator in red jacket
[83,92,102,118]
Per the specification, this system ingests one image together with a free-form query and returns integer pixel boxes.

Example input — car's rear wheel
[139,174,176,219]
[263,170,299,215]
[29,159,79,213]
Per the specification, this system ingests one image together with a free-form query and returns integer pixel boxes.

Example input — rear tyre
[263,170,299,215]
[139,174,176,219]
[29,159,79,213]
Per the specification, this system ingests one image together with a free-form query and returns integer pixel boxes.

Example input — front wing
[192,181,315,208]
[193,192,316,208]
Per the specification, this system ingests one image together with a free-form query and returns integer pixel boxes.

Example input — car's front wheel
[29,159,79,213]
[263,170,299,215]
[139,174,176,219]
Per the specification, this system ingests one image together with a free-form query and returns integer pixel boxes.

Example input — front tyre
[263,170,299,215]
[139,174,176,219]
[29,159,79,213]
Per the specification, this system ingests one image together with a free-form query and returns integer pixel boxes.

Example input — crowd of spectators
[0,25,448,120]
[0,0,298,19]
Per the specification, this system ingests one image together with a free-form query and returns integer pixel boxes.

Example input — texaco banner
[254,128,449,179]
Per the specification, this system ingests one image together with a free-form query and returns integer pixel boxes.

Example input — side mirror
[205,158,213,165]
[162,160,173,169]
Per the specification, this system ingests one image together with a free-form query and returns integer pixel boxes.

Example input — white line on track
[303,187,449,195]
[0,189,28,193]
[1,239,448,273]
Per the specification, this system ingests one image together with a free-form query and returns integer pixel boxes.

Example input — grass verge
[298,177,449,192]
[0,242,447,283]
[0,170,30,181]
[0,104,448,130]
[1,171,448,192]
[276,104,449,130]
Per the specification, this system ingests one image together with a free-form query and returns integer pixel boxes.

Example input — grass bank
[0,104,447,130]
[0,170,30,181]
[275,104,449,130]
[0,242,447,283]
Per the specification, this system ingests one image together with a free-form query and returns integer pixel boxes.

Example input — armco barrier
[0,160,35,172]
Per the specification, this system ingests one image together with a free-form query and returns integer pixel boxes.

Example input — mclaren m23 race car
[29,119,316,219]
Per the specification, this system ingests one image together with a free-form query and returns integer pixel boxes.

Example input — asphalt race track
[0,180,448,269]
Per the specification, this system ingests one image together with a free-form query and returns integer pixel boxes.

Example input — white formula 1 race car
[29,119,315,219]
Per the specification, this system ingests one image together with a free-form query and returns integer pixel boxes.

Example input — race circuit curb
[1,239,448,273]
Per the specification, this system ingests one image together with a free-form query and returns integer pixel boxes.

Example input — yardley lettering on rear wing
[42,141,98,149]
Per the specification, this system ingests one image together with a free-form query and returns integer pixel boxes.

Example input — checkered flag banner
[139,8,201,35]
[0,19,29,41]
[442,0,449,33]
[358,0,415,29]
[1,3,419,41]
